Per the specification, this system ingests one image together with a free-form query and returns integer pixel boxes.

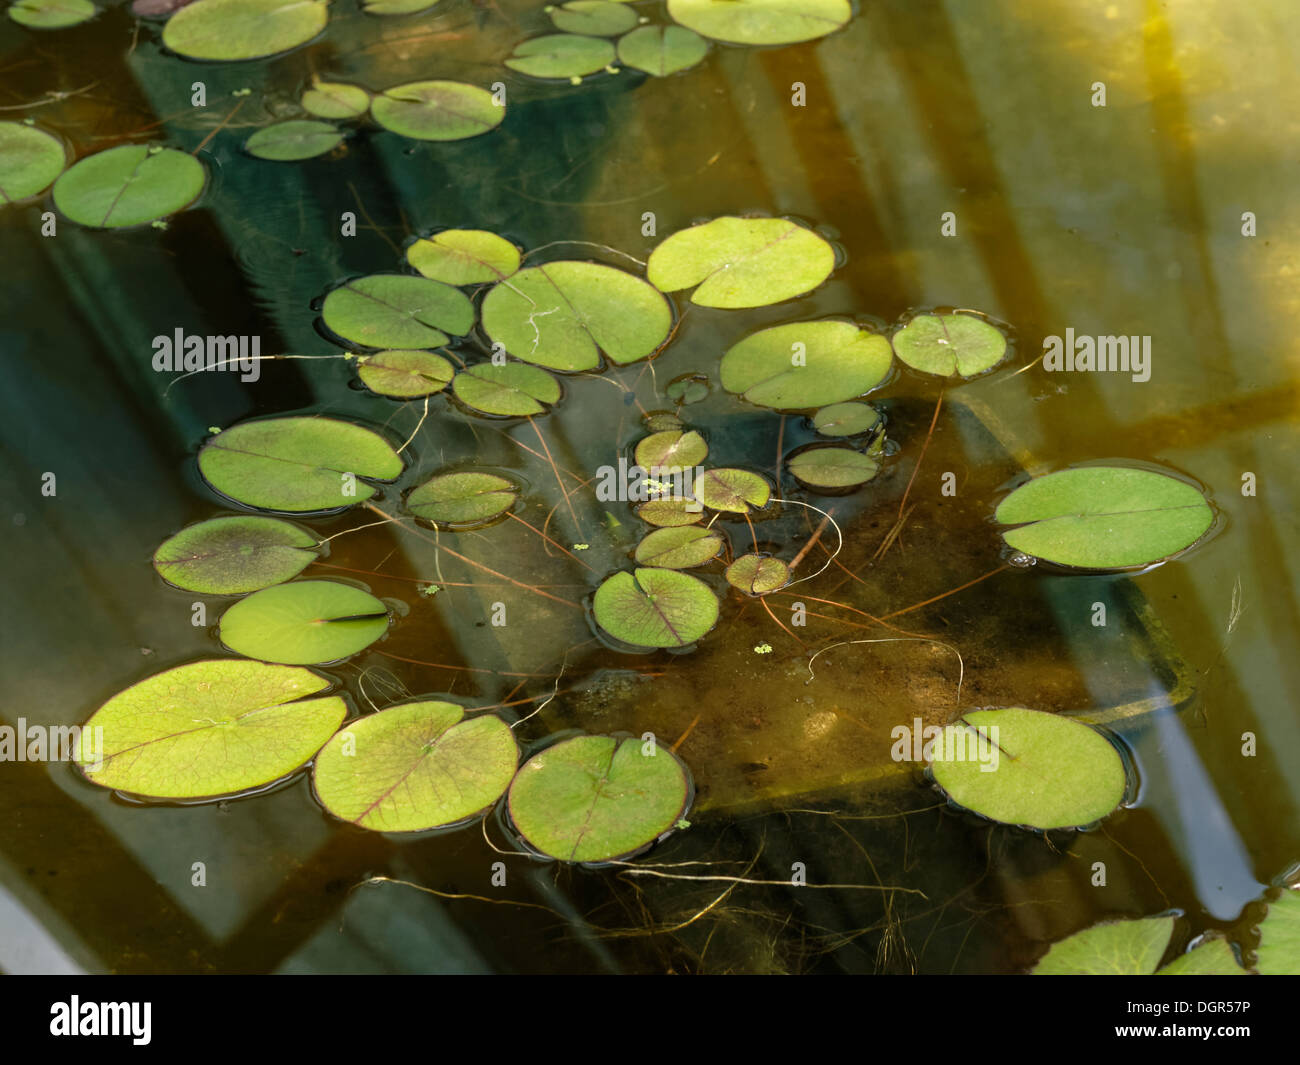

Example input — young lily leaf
[550,0,637,35]
[153,516,318,594]
[219,580,390,665]
[1157,936,1246,976]
[357,349,454,398]
[721,321,891,408]
[617,25,708,76]
[245,120,342,161]
[930,707,1127,830]
[636,497,703,527]
[505,34,616,79]
[891,312,1007,377]
[370,81,504,140]
[407,472,518,526]
[163,0,328,61]
[813,401,880,437]
[694,468,770,513]
[407,229,521,284]
[647,216,835,308]
[362,0,441,13]
[1255,889,1300,974]
[593,567,719,647]
[0,123,67,203]
[301,80,370,119]
[995,466,1214,569]
[666,373,709,404]
[313,701,518,832]
[644,412,684,432]
[634,429,707,471]
[321,274,474,349]
[634,526,722,569]
[452,362,560,417]
[198,416,403,512]
[76,659,346,800]
[7,0,95,28]
[507,734,691,862]
[1032,917,1175,975]
[480,261,671,370]
[725,553,789,595]
[52,145,204,228]
[666,0,851,45]
[787,446,878,489]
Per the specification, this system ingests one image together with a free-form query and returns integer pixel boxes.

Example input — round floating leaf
[1158,937,1246,976]
[634,429,707,471]
[75,659,346,800]
[593,567,719,647]
[0,123,66,203]
[1032,917,1175,976]
[153,516,318,594]
[370,80,503,141]
[198,416,403,512]
[787,446,878,489]
[931,707,1127,830]
[813,401,880,437]
[163,0,328,61]
[644,412,684,432]
[666,374,709,404]
[725,553,789,595]
[892,312,1007,378]
[550,0,636,35]
[52,145,204,229]
[321,274,474,349]
[721,321,891,408]
[508,734,691,862]
[7,0,95,27]
[995,466,1214,569]
[407,472,518,526]
[694,467,770,513]
[617,25,708,76]
[634,526,722,569]
[1255,889,1300,975]
[667,0,850,44]
[452,362,560,417]
[505,33,616,79]
[357,349,454,398]
[301,80,370,119]
[219,580,389,665]
[648,216,835,308]
[313,701,517,832]
[245,120,342,161]
[636,497,703,527]
[363,0,440,12]
[481,261,671,371]
[407,229,520,284]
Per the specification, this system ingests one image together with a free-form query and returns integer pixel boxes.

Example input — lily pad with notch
[550,0,637,35]
[891,312,1007,378]
[725,553,789,595]
[787,446,879,489]
[153,515,319,594]
[812,401,880,437]
[694,467,770,513]
[406,471,518,526]
[633,526,723,569]
[245,120,343,161]
[617,25,708,76]
[8,0,95,28]
[721,320,891,409]
[301,80,370,119]
[593,567,719,648]
[163,0,328,61]
[666,0,851,45]
[635,497,704,527]
[634,429,708,471]
[52,145,205,228]
[452,362,561,417]
[362,0,441,13]
[407,229,521,284]
[321,274,474,349]
[505,33,616,79]
[219,580,390,665]
[1032,916,1175,976]
[357,349,454,398]
[370,81,504,141]
[0,123,67,203]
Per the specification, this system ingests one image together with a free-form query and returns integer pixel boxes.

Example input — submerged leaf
[452,362,560,417]
[153,516,318,594]
[891,312,1007,377]
[245,120,342,161]
[666,374,709,404]
[694,467,770,513]
[550,0,637,35]
[616,25,708,76]
[163,0,328,61]
[370,80,504,140]
[634,429,708,471]
[812,401,880,437]
[321,274,474,349]
[0,122,66,203]
[219,580,389,664]
[1255,889,1300,974]
[357,349,454,398]
[301,80,370,119]
[724,553,789,595]
[8,0,95,28]
[593,567,719,647]
[1032,917,1175,976]
[721,321,891,408]
[504,33,616,79]
[407,229,521,284]
[666,0,851,45]
[52,145,204,228]
[406,471,518,526]
[633,526,723,569]
[787,446,878,489]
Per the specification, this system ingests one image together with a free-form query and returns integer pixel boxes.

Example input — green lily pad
[1255,889,1300,974]
[357,349,454,398]
[694,467,769,513]
[995,466,1214,569]
[813,402,880,437]
[370,80,504,141]
[787,446,879,489]
[636,497,703,527]
[153,516,318,594]
[219,580,390,665]
[505,34,616,79]
[633,526,722,569]
[644,412,684,432]
[76,659,346,800]
[666,0,851,45]
[198,416,403,512]
[321,274,474,349]
[721,321,892,409]
[1158,936,1246,975]
[52,145,205,228]
[507,734,691,862]
[452,362,560,417]
[666,374,709,404]
[1032,917,1175,975]
[647,216,835,308]
[0,123,67,203]
[634,429,708,471]
[616,25,708,76]
[593,567,719,647]
[7,0,95,28]
[480,261,671,371]
[724,553,789,595]
[891,312,1007,377]
[362,0,441,13]
[245,120,343,161]
[406,471,518,526]
[301,80,370,119]
[313,700,518,832]
[163,0,328,61]
[550,0,637,35]
[407,229,521,284]
[931,707,1127,830]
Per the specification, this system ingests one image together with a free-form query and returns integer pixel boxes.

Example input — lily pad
[507,734,691,862]
[617,25,708,76]
[787,446,879,489]
[721,321,891,408]
[1158,937,1246,976]
[406,471,518,526]
[593,567,719,647]
[813,401,880,437]
[694,467,770,513]
[995,466,1214,569]
[362,0,441,12]
[245,120,343,161]
[0,123,66,203]
[76,659,346,800]
[452,362,560,417]
[666,374,709,404]
[550,0,637,35]
[636,497,703,527]
[163,0,328,61]
[1032,917,1175,976]
[321,274,474,349]
[313,701,518,832]
[52,145,204,228]
[633,526,722,569]
[891,312,1007,378]
[357,349,454,398]
[7,0,95,28]
[505,34,616,79]
[644,412,684,432]
[301,80,370,119]
[634,429,708,471]
[647,216,835,308]
[153,516,318,594]
[1255,889,1300,975]
[666,0,851,45]
[725,553,789,595]
[930,707,1127,830]
[198,416,403,512]
[480,261,671,371]
[370,80,504,141]
[407,229,521,284]
[219,580,390,665]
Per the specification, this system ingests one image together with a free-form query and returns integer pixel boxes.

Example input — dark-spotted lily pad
[452,362,560,416]
[52,145,205,228]
[407,229,520,284]
[8,0,95,28]
[153,516,318,594]
[550,0,637,35]
[370,81,504,140]
[407,471,518,526]
[507,734,691,862]
[617,25,708,76]
[787,446,878,489]
[721,321,891,408]
[0,123,66,203]
[813,401,880,437]
[1255,889,1300,975]
[634,526,722,569]
[634,429,707,471]
[321,274,474,349]
[891,312,1007,377]
[694,467,769,513]
[666,0,850,45]
[593,567,719,647]
[724,553,789,595]
[505,34,616,80]
[636,497,703,527]
[219,580,389,664]
[302,80,370,119]
[163,0,328,61]
[1032,917,1175,976]
[357,349,454,398]
[245,120,342,161]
